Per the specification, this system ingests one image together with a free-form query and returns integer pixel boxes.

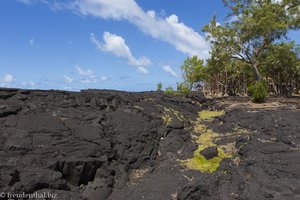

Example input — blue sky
[0,0,299,91]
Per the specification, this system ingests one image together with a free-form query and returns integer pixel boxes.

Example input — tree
[176,82,190,97]
[157,82,163,92]
[203,0,300,81]
[205,58,253,95]
[180,56,206,90]
[260,42,300,95]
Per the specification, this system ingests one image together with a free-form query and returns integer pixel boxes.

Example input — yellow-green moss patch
[180,109,234,173]
[199,110,224,120]
[183,145,231,173]
[182,129,233,173]
[195,129,219,145]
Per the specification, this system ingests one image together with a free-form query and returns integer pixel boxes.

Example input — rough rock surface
[178,97,300,200]
[200,146,218,160]
[0,88,299,200]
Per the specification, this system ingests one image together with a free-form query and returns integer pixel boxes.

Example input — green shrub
[176,82,190,97]
[157,82,163,92]
[248,81,268,103]
[165,86,174,95]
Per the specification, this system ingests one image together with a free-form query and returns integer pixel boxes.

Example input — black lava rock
[235,135,249,148]
[1,88,299,200]
[200,146,218,160]
[0,105,22,117]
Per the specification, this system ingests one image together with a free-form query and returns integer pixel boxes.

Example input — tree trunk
[252,63,261,81]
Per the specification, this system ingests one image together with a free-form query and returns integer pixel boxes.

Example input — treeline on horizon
[160,0,300,102]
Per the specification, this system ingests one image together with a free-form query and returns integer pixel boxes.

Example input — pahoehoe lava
[0,88,300,200]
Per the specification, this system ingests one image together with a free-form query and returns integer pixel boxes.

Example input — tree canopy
[199,0,300,96]
[164,0,299,99]
[204,0,299,81]
[180,56,206,91]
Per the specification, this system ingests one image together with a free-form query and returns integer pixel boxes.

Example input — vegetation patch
[181,110,235,173]
[198,110,225,120]
[162,113,172,125]
[182,129,233,173]
[248,81,268,103]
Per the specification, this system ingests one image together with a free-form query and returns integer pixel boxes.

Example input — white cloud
[29,38,35,46]
[18,0,211,58]
[2,74,14,82]
[75,65,97,83]
[80,78,92,84]
[100,76,108,81]
[91,32,150,74]
[0,74,16,87]
[0,74,37,89]
[75,65,94,76]
[147,10,156,18]
[137,67,149,75]
[63,75,74,83]
[162,65,179,78]
[75,0,210,59]
[21,81,35,88]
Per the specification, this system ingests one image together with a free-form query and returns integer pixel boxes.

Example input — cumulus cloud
[75,0,210,59]
[63,75,74,83]
[0,73,37,89]
[162,65,179,78]
[17,0,211,58]
[91,32,151,74]
[0,74,16,87]
[75,65,97,83]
